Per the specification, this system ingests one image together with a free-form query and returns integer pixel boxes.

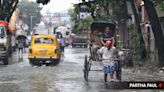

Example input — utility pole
[30,16,35,31]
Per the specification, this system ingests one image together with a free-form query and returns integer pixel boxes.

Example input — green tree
[143,0,164,67]
[18,0,42,31]
[130,0,147,60]
[69,6,93,33]
[77,16,93,31]
[0,0,19,21]
[68,7,78,33]
[152,0,164,11]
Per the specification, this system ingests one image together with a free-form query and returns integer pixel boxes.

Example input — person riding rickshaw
[89,29,102,61]
[100,26,115,46]
[89,21,116,61]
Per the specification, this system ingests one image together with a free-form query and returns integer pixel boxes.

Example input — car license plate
[39,49,47,55]
[36,56,49,58]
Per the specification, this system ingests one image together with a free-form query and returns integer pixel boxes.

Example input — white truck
[0,23,12,65]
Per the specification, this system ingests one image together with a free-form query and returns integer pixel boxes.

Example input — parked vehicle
[0,21,13,65]
[72,36,88,48]
[28,34,61,65]
[64,35,69,47]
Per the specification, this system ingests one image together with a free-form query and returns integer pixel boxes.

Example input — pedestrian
[97,40,117,82]
[58,35,65,53]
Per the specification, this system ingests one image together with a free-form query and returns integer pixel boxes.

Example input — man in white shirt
[98,40,117,81]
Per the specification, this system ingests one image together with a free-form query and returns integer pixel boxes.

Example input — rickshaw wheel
[90,47,95,61]
[83,55,89,81]
[115,60,121,81]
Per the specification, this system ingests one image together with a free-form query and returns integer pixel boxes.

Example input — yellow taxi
[28,34,61,65]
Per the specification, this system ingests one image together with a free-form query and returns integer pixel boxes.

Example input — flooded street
[0,0,164,91]
[0,47,163,92]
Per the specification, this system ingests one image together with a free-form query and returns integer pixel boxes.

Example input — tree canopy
[69,7,93,33]
[152,0,164,11]
[18,0,42,30]
[0,0,19,21]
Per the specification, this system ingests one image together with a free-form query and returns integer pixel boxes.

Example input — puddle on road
[66,48,89,54]
[56,80,85,92]
[0,75,18,82]
[0,83,21,92]
[29,67,60,92]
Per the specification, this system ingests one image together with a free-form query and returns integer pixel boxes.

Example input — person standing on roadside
[57,34,65,53]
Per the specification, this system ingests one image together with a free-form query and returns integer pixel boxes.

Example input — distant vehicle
[26,35,32,47]
[72,36,88,48]
[55,26,71,46]
[70,33,88,48]
[0,21,13,65]
[64,36,69,46]
[28,34,61,65]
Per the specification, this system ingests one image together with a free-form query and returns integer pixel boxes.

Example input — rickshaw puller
[97,40,117,82]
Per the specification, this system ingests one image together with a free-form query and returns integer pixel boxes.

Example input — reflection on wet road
[0,47,163,92]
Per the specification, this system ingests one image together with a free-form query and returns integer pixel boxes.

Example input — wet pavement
[0,47,164,92]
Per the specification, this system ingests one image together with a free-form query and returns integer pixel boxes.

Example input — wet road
[0,47,164,92]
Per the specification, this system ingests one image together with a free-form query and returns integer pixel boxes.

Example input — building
[49,11,70,27]
[126,0,156,52]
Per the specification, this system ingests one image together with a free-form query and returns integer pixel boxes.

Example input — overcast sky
[40,0,80,15]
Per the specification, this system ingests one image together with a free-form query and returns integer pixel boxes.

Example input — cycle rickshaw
[83,21,122,82]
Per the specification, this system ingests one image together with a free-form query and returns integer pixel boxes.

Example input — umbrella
[16,35,26,40]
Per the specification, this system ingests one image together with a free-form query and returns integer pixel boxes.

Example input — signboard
[80,12,91,19]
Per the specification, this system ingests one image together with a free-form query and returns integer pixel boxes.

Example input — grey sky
[40,0,80,14]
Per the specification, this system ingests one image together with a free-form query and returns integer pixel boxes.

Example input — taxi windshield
[34,37,54,44]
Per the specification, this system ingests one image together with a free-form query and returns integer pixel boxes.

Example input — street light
[30,16,35,31]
